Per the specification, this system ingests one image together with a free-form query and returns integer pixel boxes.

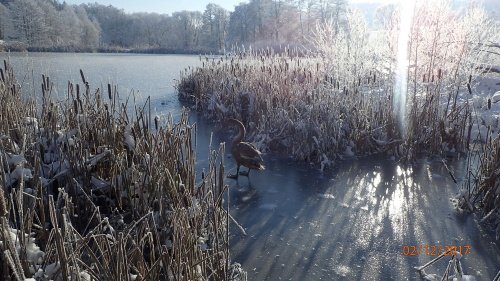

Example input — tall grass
[458,134,500,240]
[177,1,500,245]
[178,3,497,167]
[403,2,497,156]
[178,35,398,170]
[0,61,245,280]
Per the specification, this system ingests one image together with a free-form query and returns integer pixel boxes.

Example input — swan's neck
[232,121,246,144]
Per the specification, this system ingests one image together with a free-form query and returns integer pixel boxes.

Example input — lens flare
[393,0,415,139]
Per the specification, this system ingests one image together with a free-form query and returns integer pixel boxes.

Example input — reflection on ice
[192,117,499,280]
[226,156,500,280]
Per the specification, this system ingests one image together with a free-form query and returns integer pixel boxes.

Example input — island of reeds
[177,2,500,242]
[0,61,246,281]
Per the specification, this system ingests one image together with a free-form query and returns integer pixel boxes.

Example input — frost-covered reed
[0,61,244,280]
[177,2,497,167]
[457,134,500,241]
[178,47,399,170]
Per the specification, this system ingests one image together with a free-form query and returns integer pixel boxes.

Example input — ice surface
[317,193,335,199]
[259,203,278,210]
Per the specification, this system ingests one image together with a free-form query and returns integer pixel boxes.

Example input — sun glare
[393,0,416,139]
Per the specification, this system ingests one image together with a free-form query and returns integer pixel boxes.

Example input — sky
[63,0,397,14]
[63,0,242,14]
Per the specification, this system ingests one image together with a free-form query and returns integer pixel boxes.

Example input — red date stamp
[402,245,471,256]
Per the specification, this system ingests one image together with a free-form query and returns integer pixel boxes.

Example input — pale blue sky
[63,0,394,14]
[63,0,243,14]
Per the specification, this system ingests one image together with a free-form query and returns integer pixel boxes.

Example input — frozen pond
[1,52,499,280]
[0,52,202,119]
[193,117,500,280]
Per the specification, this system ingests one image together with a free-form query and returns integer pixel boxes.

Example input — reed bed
[177,1,500,250]
[457,133,500,241]
[178,3,497,168]
[475,136,500,240]
[178,40,398,170]
[0,61,245,280]
[404,2,498,157]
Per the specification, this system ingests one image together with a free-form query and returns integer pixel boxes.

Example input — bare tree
[8,0,47,45]
[201,3,229,51]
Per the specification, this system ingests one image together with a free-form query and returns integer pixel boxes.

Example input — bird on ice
[225,118,265,179]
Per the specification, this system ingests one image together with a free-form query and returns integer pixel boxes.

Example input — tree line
[0,0,350,53]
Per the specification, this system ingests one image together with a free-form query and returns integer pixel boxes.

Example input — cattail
[80,69,86,84]
[42,83,46,97]
[468,74,472,84]
[73,100,78,114]
[488,98,491,110]
[96,92,101,108]
[431,75,435,82]
[0,187,7,217]
[0,68,4,82]
[77,84,80,100]
[108,83,112,100]
[154,116,159,131]
[467,83,472,95]
[131,126,137,144]
[423,74,426,82]
[437,69,442,79]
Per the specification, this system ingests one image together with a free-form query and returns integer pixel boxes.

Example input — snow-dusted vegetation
[0,0,364,53]
[0,62,244,280]
[179,1,498,162]
[178,1,500,278]
[0,0,499,279]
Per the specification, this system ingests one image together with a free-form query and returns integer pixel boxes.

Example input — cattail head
[108,83,112,100]
[80,69,86,84]
[155,116,159,131]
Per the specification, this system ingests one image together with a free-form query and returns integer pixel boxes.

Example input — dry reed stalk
[0,61,240,280]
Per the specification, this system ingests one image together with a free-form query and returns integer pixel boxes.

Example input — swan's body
[226,118,264,178]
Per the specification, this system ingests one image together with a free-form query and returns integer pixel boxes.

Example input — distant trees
[1,0,100,50]
[201,3,228,50]
[226,0,348,48]
[0,0,358,53]
[0,3,11,40]
[8,0,45,45]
